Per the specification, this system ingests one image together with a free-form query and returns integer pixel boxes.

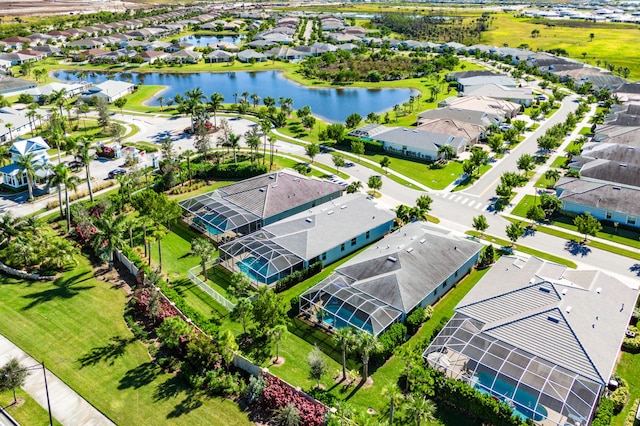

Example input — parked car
[108,169,126,179]
[344,162,355,168]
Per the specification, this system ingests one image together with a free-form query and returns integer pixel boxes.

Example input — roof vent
[419,238,426,244]
[529,278,535,284]
[539,287,551,293]
[596,287,602,294]
[305,218,313,223]
[562,288,568,296]
[402,128,408,131]
[269,175,275,179]
[406,247,414,253]
[547,316,559,324]
[327,211,334,215]
[387,256,397,262]
[259,188,265,192]
[566,306,572,314]
[340,205,347,209]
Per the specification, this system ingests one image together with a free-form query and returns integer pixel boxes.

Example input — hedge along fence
[274,261,322,293]
[115,247,329,416]
[0,260,56,281]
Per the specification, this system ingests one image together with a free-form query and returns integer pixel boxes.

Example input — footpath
[0,334,115,426]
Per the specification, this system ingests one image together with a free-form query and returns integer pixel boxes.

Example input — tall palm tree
[191,237,214,280]
[208,92,224,128]
[269,135,276,170]
[355,331,382,382]
[15,152,39,200]
[5,122,14,142]
[405,396,436,426]
[335,327,355,380]
[92,213,129,267]
[48,163,72,218]
[228,132,241,164]
[250,93,260,109]
[153,226,166,273]
[270,323,288,363]
[383,385,404,426]
[75,136,94,202]
[260,119,271,166]
[0,213,24,246]
[156,96,165,111]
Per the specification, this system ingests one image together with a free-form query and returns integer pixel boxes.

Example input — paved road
[0,334,115,426]
[463,94,579,199]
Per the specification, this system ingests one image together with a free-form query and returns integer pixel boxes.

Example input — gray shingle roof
[556,177,640,217]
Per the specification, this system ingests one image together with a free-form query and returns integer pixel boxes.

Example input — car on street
[344,162,355,168]
[108,169,126,179]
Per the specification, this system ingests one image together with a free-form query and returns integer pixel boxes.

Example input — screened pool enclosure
[424,313,602,426]
[300,275,403,336]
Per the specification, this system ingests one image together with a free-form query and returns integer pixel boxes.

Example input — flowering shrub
[97,146,116,158]
[261,374,327,426]
[133,287,178,324]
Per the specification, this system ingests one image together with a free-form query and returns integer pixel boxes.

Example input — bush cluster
[375,322,407,362]
[193,162,268,180]
[591,398,614,426]
[260,374,327,426]
[47,181,116,210]
[406,307,427,335]
[274,261,322,293]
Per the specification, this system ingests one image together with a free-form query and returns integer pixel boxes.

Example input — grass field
[612,351,640,426]
[0,255,251,426]
[0,389,62,426]
[481,14,640,79]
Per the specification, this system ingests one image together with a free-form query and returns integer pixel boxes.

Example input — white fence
[187,261,236,311]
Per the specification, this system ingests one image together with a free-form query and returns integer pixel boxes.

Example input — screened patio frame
[424,313,602,426]
[219,230,304,285]
[300,275,403,336]
[180,192,261,240]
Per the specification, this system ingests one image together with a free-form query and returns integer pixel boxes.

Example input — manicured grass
[367,156,464,190]
[150,221,201,279]
[0,389,63,426]
[511,194,537,217]
[466,230,578,268]
[612,351,640,426]
[0,255,251,426]
[550,156,568,169]
[579,127,592,135]
[453,164,491,192]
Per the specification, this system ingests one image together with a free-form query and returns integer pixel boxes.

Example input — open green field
[0,256,250,426]
[482,14,640,79]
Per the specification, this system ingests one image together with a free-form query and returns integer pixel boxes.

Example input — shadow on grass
[78,336,137,368]
[21,271,95,310]
[172,278,226,324]
[289,318,358,370]
[565,240,592,257]
[118,362,162,390]
[154,374,204,419]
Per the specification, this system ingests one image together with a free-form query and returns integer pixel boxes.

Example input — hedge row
[274,261,322,293]
[193,162,268,180]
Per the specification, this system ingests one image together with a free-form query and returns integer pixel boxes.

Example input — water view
[53,70,415,123]
[178,34,245,46]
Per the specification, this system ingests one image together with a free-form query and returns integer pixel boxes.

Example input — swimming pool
[320,302,373,334]
[237,256,269,283]
[473,371,548,422]
[193,217,223,235]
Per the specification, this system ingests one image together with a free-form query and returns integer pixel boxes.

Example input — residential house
[0,52,38,66]
[237,49,267,63]
[0,136,50,188]
[205,50,235,63]
[180,169,344,241]
[0,76,37,95]
[457,75,518,94]
[24,81,91,103]
[219,193,395,285]
[424,255,637,426]
[67,38,105,50]
[79,80,135,103]
[353,125,469,160]
[417,118,484,145]
[0,36,32,50]
[167,49,202,64]
[300,222,482,335]
[264,46,308,61]
[464,84,533,107]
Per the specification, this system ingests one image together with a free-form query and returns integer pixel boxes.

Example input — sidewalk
[0,334,115,426]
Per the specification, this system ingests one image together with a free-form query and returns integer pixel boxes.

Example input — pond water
[178,34,245,46]
[53,70,415,123]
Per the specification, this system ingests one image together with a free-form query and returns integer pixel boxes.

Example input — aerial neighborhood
[0,2,638,426]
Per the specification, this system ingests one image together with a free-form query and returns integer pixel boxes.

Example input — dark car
[108,169,126,179]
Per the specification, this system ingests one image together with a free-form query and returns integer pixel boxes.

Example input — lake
[178,34,245,46]
[53,70,416,123]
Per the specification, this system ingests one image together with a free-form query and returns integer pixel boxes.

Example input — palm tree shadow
[77,336,136,368]
[21,272,95,310]
[153,374,204,418]
[118,362,162,390]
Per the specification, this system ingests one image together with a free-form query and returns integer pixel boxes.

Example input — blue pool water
[193,217,223,235]
[237,256,269,283]
[320,302,373,334]
[474,371,548,422]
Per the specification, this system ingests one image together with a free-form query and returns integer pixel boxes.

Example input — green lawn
[366,156,464,190]
[0,389,63,426]
[0,255,251,426]
[150,221,201,280]
[612,351,640,426]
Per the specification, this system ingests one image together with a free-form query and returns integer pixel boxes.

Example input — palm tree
[0,213,24,246]
[250,93,261,109]
[405,396,436,426]
[355,331,382,382]
[75,137,94,202]
[92,213,129,267]
[269,135,276,170]
[208,92,224,128]
[0,145,11,166]
[191,238,214,280]
[414,194,433,221]
[153,227,167,273]
[228,133,241,164]
[48,164,77,226]
[156,96,165,111]
[544,169,561,185]
[271,323,288,363]
[335,327,355,380]
[383,385,404,425]
[5,122,14,142]
[15,152,39,200]
[437,145,455,161]
[260,119,271,166]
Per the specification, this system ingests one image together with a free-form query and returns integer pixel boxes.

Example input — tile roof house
[300,222,482,335]
[219,193,395,285]
[180,169,344,241]
[424,255,638,425]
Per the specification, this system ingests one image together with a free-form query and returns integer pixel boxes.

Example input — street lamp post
[4,362,53,426]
